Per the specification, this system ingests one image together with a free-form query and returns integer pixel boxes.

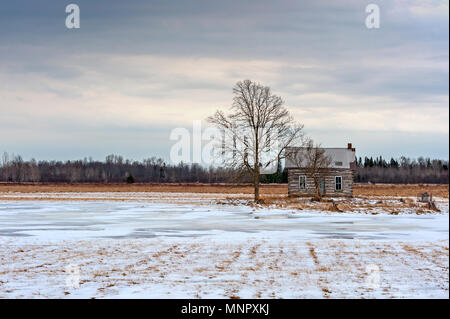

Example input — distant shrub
[126,175,135,184]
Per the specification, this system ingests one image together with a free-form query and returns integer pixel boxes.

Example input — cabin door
[319,178,326,195]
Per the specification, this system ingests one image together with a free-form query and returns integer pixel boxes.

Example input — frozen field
[0,198,448,241]
[0,193,448,298]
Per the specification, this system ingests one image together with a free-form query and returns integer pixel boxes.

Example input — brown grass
[0,182,447,197]
[308,244,319,265]
[353,183,448,198]
[0,182,287,195]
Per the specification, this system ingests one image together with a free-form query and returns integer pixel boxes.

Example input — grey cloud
[0,0,448,160]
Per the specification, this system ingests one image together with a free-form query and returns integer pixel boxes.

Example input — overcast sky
[0,0,448,163]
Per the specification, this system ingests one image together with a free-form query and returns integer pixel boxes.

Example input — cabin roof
[285,147,357,169]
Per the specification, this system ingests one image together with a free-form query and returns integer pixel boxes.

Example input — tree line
[0,152,447,184]
[0,153,233,183]
[354,156,448,184]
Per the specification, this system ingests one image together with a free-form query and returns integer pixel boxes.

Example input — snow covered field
[0,193,448,298]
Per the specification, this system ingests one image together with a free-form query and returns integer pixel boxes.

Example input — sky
[0,0,448,164]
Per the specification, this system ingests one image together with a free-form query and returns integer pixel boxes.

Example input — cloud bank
[0,0,448,161]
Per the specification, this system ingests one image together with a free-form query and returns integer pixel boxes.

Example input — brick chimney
[349,143,357,169]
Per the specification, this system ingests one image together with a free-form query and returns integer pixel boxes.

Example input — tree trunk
[254,131,260,203]
[314,177,322,201]
[254,171,260,202]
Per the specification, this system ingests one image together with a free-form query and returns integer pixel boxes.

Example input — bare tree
[1,152,9,181]
[287,139,332,201]
[208,80,304,202]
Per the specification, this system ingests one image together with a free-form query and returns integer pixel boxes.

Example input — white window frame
[335,176,342,191]
[299,175,306,190]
